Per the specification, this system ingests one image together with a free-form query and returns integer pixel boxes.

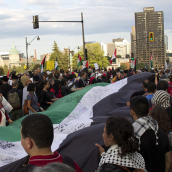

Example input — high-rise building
[135,7,165,68]
[106,39,130,58]
[164,34,168,51]
[131,26,136,59]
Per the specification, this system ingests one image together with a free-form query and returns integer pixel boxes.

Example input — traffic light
[33,15,39,29]
[149,32,154,41]
[131,53,134,60]
[85,49,88,60]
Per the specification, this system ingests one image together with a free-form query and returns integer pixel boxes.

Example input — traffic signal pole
[33,13,86,60]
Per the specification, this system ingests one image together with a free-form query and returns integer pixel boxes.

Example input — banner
[47,61,55,71]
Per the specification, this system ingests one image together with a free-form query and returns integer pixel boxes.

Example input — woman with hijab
[95,117,146,172]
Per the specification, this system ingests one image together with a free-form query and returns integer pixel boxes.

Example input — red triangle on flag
[7,69,9,78]
[85,61,89,68]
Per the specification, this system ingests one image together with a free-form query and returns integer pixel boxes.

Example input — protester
[11,75,24,91]
[34,70,38,76]
[146,83,156,101]
[0,76,12,100]
[78,72,87,88]
[33,75,41,98]
[142,79,150,97]
[130,96,171,172]
[38,81,55,110]
[54,73,61,94]
[61,78,77,97]
[149,105,171,134]
[48,78,57,98]
[22,80,32,108]
[27,83,40,114]
[0,94,13,127]
[7,81,23,121]
[95,117,146,172]
[21,71,30,87]
[19,114,82,172]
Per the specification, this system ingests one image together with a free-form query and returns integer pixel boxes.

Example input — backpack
[8,92,20,109]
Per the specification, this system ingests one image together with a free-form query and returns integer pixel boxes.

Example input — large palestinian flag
[0,73,155,172]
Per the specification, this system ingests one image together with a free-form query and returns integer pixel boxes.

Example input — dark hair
[143,79,150,89]
[160,70,165,75]
[147,83,156,93]
[68,74,74,80]
[21,114,54,149]
[33,75,39,81]
[106,117,138,156]
[54,73,60,79]
[39,80,48,89]
[61,78,67,86]
[27,83,36,92]
[169,75,172,82]
[80,72,85,77]
[130,96,149,117]
[150,105,171,134]
[157,80,168,91]
[48,73,53,79]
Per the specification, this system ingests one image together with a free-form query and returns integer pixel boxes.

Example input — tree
[0,66,4,76]
[119,64,127,70]
[61,49,69,71]
[116,55,122,58]
[3,65,8,75]
[72,43,109,70]
[11,65,17,72]
[136,63,147,70]
[32,64,41,72]
[49,41,63,69]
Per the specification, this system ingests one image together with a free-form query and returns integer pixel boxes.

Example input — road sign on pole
[131,60,135,69]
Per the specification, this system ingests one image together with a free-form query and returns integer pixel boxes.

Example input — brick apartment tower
[135,7,165,68]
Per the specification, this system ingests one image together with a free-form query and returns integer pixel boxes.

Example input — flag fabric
[0,73,155,172]
[7,70,9,78]
[110,49,117,64]
[145,63,147,69]
[150,52,153,68]
[40,56,46,73]
[77,54,82,69]
[85,61,89,68]
[55,57,59,70]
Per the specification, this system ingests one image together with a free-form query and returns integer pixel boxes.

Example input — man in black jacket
[0,76,12,100]
[54,73,61,94]
[33,75,41,98]
[7,81,23,121]
[78,72,87,88]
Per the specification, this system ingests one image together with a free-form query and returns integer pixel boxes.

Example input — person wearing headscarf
[0,94,13,127]
[130,96,171,172]
[96,117,146,172]
[151,90,170,109]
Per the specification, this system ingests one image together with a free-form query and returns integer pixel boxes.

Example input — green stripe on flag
[0,83,108,142]
[77,60,82,69]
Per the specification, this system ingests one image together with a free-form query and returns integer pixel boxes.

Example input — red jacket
[29,151,82,172]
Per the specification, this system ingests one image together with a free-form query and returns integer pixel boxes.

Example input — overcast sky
[0,0,171,59]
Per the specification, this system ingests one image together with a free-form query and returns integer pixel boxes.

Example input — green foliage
[106,56,116,63]
[116,55,122,58]
[72,43,109,70]
[3,65,8,75]
[61,49,69,71]
[49,41,63,69]
[136,63,149,70]
[0,66,4,75]
[32,64,40,72]
[119,64,127,70]
[11,66,17,72]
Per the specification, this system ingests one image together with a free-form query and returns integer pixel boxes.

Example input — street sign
[131,60,135,69]
[24,66,27,69]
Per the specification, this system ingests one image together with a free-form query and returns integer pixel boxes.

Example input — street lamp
[26,35,40,70]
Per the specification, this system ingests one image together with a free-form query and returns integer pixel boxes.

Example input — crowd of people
[1,66,172,172]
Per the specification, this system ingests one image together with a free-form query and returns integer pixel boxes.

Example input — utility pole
[26,37,29,70]
[33,13,86,60]
[81,13,86,61]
